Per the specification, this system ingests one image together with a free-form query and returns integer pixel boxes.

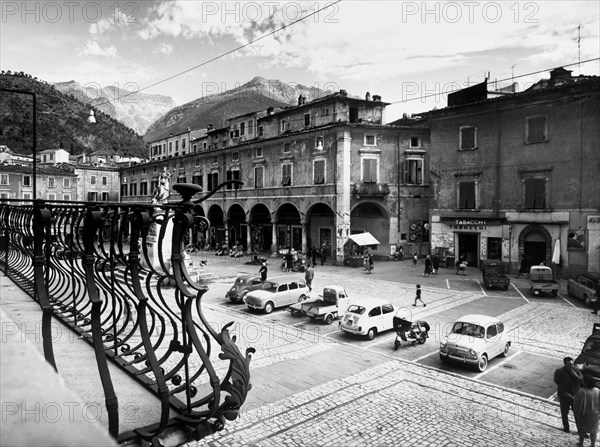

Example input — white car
[340,298,395,340]
[439,314,511,372]
[244,277,309,313]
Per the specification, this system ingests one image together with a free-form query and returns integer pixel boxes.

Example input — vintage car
[226,274,265,303]
[244,277,309,313]
[340,298,395,340]
[567,273,599,307]
[289,285,351,324]
[439,314,511,372]
[481,260,510,290]
[576,326,600,385]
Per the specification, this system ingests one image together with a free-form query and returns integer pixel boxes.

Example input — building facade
[413,69,600,275]
[122,91,431,262]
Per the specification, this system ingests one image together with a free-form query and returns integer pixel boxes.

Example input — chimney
[267,107,274,115]
[298,94,306,105]
[339,89,347,97]
[549,67,572,86]
[372,95,381,102]
[207,124,213,131]
[365,92,371,101]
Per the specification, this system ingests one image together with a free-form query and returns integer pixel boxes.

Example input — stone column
[301,220,308,254]
[335,131,352,264]
[271,219,278,256]
[246,219,253,252]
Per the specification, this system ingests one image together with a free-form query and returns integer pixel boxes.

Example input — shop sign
[451,219,486,230]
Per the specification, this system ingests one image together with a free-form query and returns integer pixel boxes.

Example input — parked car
[575,326,600,385]
[481,260,510,290]
[226,275,265,303]
[340,298,395,340]
[288,285,351,324]
[567,273,599,307]
[244,277,309,313]
[439,314,511,372]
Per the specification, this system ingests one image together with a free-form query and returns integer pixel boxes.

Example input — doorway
[457,233,479,267]
[524,232,547,266]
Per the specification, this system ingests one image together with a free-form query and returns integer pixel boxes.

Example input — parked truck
[481,260,510,290]
[288,285,351,324]
[528,265,559,297]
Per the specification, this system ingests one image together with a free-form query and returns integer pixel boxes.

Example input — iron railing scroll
[0,180,253,445]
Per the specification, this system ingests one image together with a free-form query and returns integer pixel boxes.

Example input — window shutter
[459,182,475,209]
[533,179,545,208]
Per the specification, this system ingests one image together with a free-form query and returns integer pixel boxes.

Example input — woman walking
[573,374,600,447]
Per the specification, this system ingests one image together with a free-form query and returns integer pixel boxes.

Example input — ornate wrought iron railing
[0,182,253,444]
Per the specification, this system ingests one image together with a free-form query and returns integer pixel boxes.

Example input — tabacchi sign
[451,219,487,230]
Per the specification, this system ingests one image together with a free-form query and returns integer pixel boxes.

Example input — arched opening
[275,203,302,251]
[207,205,225,249]
[249,204,272,252]
[350,202,390,258]
[227,204,247,249]
[519,224,552,267]
[306,203,335,259]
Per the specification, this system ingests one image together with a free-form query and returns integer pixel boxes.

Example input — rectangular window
[410,137,420,148]
[0,174,8,185]
[362,158,378,183]
[140,182,148,196]
[48,193,56,200]
[212,156,218,164]
[255,147,263,158]
[283,143,291,153]
[195,158,201,167]
[280,121,286,132]
[177,176,187,184]
[524,178,546,209]
[258,126,264,137]
[226,170,241,189]
[460,126,477,149]
[192,175,203,186]
[314,160,325,184]
[459,181,476,209]
[90,175,96,185]
[63,178,70,188]
[315,137,324,150]
[403,157,423,184]
[48,177,55,187]
[175,140,179,151]
[87,192,98,201]
[63,194,71,201]
[101,192,109,201]
[102,176,107,186]
[304,113,311,126]
[182,139,186,149]
[282,164,292,186]
[255,166,264,188]
[232,151,239,161]
[240,122,245,136]
[364,135,376,146]
[130,183,137,196]
[121,184,128,197]
[207,172,219,191]
[526,116,547,143]
[247,121,253,135]
[23,175,31,186]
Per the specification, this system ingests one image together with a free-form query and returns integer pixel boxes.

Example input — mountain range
[52,81,176,135]
[143,77,332,142]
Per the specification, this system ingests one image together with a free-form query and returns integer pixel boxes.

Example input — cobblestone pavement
[185,256,597,446]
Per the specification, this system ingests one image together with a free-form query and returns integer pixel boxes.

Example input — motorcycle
[393,316,430,350]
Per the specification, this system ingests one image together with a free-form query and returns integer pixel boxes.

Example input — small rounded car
[340,298,395,340]
[226,274,265,303]
[439,314,510,372]
[576,331,600,386]
[244,277,309,313]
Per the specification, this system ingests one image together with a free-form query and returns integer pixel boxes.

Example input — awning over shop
[347,232,380,246]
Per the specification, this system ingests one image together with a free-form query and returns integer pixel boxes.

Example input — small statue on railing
[152,167,172,205]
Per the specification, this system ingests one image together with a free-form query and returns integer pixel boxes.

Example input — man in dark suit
[554,357,584,433]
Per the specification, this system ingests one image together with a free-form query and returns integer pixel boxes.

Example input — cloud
[157,42,173,54]
[89,6,138,35]
[80,41,118,58]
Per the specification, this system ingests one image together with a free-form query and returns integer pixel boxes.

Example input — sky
[1,0,599,122]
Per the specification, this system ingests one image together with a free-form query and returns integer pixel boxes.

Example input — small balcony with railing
[352,182,390,198]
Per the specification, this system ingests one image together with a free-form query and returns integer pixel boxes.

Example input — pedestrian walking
[311,247,318,267]
[305,263,314,292]
[320,244,327,266]
[424,255,433,277]
[259,262,268,282]
[412,284,426,307]
[554,356,584,433]
[431,254,440,274]
[573,374,600,447]
[592,282,600,315]
[412,253,418,267]
[285,249,294,272]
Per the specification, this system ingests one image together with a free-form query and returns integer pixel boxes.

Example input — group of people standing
[554,357,599,446]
